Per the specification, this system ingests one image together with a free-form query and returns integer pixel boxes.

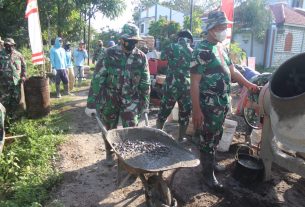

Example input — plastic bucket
[148,59,158,75]
[217,119,238,152]
[250,129,262,147]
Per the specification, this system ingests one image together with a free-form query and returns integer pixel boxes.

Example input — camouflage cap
[4,38,16,45]
[120,23,143,41]
[206,11,233,31]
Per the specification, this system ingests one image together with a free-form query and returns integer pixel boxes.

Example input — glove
[85,107,97,117]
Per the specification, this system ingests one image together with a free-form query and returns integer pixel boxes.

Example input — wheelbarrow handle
[94,114,108,137]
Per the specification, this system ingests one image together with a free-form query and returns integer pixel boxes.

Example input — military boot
[156,120,165,130]
[56,84,61,98]
[63,84,74,96]
[200,151,224,192]
[103,138,115,166]
[178,125,188,143]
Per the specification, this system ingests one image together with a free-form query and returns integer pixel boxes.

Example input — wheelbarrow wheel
[147,175,175,207]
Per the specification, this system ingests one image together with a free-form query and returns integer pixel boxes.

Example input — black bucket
[233,145,264,185]
[24,77,50,119]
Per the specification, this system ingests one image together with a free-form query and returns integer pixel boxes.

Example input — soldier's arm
[139,55,151,112]
[20,55,26,78]
[87,57,107,109]
[229,65,259,92]
[190,48,208,129]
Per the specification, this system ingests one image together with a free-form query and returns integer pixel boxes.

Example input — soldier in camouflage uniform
[92,40,105,64]
[0,38,26,117]
[190,11,259,191]
[85,23,151,166]
[156,30,193,142]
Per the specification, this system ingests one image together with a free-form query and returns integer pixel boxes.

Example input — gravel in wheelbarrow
[106,127,200,173]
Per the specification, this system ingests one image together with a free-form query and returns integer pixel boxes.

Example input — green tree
[0,0,125,47]
[148,18,180,50]
[183,10,202,36]
[234,0,272,42]
[234,0,272,56]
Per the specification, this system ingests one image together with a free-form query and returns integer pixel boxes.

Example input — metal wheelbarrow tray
[95,115,199,206]
[106,126,199,174]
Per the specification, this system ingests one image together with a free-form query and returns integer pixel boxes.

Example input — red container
[157,60,168,71]
[148,59,158,75]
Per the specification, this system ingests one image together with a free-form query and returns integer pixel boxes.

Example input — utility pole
[88,11,91,65]
[155,2,158,21]
[190,0,194,32]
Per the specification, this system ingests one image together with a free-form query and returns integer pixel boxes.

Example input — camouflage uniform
[87,25,150,130]
[92,46,106,63]
[0,39,26,115]
[190,39,232,153]
[157,39,193,127]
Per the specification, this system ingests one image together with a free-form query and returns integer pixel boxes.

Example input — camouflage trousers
[0,82,20,115]
[198,104,229,153]
[99,97,141,130]
[157,88,191,126]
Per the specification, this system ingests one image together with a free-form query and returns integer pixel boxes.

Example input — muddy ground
[48,86,305,207]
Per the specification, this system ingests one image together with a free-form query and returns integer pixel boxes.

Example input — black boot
[56,84,61,98]
[156,120,165,130]
[178,125,188,143]
[103,137,115,166]
[200,151,224,192]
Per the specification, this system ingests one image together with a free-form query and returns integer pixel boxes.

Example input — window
[284,32,293,52]
[141,23,145,34]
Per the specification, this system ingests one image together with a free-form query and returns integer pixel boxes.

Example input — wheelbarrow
[95,113,200,207]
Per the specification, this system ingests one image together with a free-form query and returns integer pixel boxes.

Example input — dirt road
[49,87,305,207]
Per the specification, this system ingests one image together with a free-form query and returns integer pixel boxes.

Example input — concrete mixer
[258,53,305,180]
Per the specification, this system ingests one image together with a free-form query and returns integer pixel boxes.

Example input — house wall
[139,4,185,35]
[271,25,305,67]
[233,33,266,66]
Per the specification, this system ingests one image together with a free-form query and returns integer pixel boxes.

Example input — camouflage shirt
[87,45,150,112]
[0,49,26,86]
[92,46,106,63]
[161,41,193,92]
[190,40,232,106]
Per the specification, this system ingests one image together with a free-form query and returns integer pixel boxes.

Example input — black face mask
[4,45,13,54]
[122,39,137,52]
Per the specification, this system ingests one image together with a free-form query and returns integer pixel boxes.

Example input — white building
[267,0,305,8]
[139,4,185,35]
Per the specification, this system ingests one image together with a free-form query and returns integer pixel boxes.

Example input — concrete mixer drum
[269,52,305,152]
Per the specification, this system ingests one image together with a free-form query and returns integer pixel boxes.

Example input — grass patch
[0,98,71,206]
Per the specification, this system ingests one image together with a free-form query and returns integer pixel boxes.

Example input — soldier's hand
[247,82,260,93]
[192,108,204,129]
[85,107,97,117]
[21,77,26,83]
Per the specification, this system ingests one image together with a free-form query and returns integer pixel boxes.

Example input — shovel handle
[95,115,108,137]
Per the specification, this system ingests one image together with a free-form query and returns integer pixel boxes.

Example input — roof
[269,3,305,26]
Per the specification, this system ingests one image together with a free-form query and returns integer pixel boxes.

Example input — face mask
[122,39,137,52]
[4,45,12,53]
[214,29,227,42]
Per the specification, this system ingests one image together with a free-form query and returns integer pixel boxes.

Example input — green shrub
[0,110,68,206]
